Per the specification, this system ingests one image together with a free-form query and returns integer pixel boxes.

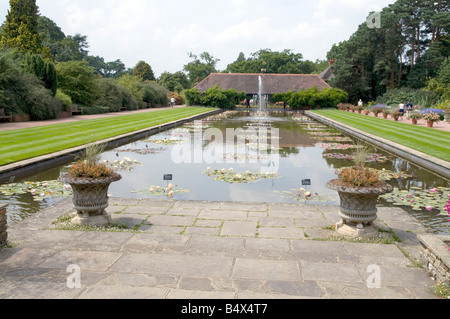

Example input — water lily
[426,206,433,211]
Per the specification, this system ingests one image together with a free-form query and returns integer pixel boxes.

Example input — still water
[0,110,448,234]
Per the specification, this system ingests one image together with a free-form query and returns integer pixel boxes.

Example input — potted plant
[326,145,393,238]
[391,110,402,121]
[363,108,370,115]
[407,111,423,125]
[370,106,383,117]
[422,111,441,128]
[381,108,391,119]
[355,104,364,114]
[58,142,122,226]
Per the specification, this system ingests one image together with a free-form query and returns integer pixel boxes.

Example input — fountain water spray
[258,76,263,111]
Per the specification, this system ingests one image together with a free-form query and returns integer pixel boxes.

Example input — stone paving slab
[0,197,440,299]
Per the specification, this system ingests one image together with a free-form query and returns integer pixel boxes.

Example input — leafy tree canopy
[183,51,220,85]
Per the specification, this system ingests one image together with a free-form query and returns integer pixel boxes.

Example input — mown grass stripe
[0,110,198,153]
[0,108,202,138]
[0,108,206,144]
[312,110,450,162]
[324,112,449,147]
[0,107,216,166]
[0,110,208,163]
[315,111,449,146]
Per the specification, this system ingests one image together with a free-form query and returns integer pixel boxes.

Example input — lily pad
[104,157,143,171]
[115,147,166,155]
[323,153,392,163]
[274,188,334,203]
[317,143,364,150]
[312,136,353,142]
[0,180,72,202]
[380,187,450,216]
[132,184,190,198]
[203,168,280,184]
[142,138,185,145]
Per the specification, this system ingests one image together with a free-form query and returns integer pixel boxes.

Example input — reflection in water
[0,110,448,234]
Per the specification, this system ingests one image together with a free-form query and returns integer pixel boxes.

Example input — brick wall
[419,234,450,286]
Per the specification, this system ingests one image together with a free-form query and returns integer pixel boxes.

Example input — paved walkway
[0,107,444,299]
[1,107,449,132]
[0,197,438,299]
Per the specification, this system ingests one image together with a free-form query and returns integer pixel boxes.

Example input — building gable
[194,73,332,95]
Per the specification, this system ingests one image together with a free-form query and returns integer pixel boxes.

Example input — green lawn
[0,107,217,166]
[311,110,450,162]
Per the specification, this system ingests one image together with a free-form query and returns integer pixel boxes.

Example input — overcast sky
[0,0,396,77]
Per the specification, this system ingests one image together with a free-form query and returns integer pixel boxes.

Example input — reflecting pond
[0,110,449,234]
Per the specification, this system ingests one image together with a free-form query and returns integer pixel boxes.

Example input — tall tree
[226,49,318,74]
[0,0,43,54]
[184,52,220,85]
[133,60,155,81]
[85,55,126,78]
[328,0,449,101]
[158,71,190,92]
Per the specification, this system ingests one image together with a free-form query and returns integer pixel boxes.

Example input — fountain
[258,75,264,111]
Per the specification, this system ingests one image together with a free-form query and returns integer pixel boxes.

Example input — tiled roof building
[194,73,332,95]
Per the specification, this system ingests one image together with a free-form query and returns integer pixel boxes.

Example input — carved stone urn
[326,179,393,237]
[59,173,122,226]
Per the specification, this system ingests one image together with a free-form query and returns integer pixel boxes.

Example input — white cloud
[0,0,397,77]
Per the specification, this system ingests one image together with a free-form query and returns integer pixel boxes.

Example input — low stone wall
[0,205,7,246]
[419,234,450,285]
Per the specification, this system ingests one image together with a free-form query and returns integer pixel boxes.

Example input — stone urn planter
[326,179,393,237]
[59,173,122,226]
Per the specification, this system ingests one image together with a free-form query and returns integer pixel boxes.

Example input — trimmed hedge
[273,87,348,109]
[183,85,246,109]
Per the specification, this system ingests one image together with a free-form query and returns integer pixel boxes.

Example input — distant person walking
[399,101,405,119]
[358,99,363,108]
[171,97,175,108]
[406,100,413,117]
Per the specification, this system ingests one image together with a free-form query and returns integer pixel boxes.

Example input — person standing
[399,101,405,119]
[171,97,176,108]
[406,100,413,117]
